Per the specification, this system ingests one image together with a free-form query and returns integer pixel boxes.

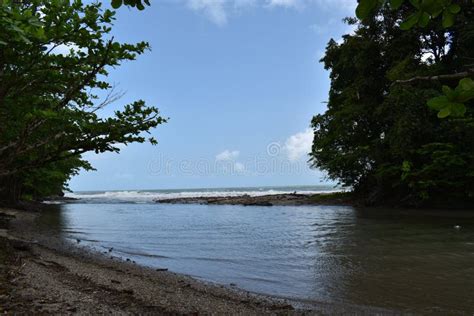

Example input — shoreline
[0,203,432,314]
[0,206,298,314]
[155,192,353,206]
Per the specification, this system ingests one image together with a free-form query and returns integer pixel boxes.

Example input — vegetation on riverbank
[311,1,474,207]
[1,0,473,208]
[0,1,164,204]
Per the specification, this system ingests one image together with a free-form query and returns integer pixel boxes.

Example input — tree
[111,0,150,10]
[311,4,474,206]
[356,0,474,118]
[0,0,165,203]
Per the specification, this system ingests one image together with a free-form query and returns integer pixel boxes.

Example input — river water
[39,188,474,314]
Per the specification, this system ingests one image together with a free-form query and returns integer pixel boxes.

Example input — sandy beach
[0,206,298,314]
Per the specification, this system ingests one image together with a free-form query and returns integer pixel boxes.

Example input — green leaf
[458,87,474,103]
[409,0,421,9]
[442,11,455,28]
[438,108,451,118]
[401,160,412,181]
[418,12,431,27]
[442,85,451,94]
[402,160,412,172]
[455,78,474,97]
[427,96,449,110]
[442,85,456,99]
[36,27,45,39]
[450,103,466,117]
[448,4,461,14]
[356,0,378,19]
[111,0,122,9]
[400,12,420,30]
[390,0,404,9]
[459,78,474,91]
[430,8,444,18]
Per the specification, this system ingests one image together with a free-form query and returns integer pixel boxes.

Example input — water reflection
[37,203,474,314]
[35,203,67,234]
[316,207,474,313]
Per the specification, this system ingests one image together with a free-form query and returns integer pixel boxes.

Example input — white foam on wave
[65,188,342,204]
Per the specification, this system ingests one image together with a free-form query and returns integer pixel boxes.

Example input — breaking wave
[65,186,341,204]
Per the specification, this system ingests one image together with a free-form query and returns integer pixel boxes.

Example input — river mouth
[37,202,474,314]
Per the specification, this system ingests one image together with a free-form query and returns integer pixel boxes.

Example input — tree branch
[0,38,115,157]
[392,68,474,86]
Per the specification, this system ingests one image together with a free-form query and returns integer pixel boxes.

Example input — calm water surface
[39,203,474,314]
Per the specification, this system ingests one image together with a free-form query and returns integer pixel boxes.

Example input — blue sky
[69,0,356,191]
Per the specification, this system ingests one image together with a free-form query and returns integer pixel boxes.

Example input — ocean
[64,185,340,204]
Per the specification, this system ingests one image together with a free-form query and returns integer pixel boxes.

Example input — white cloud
[187,0,228,26]
[312,0,356,12]
[266,0,300,8]
[215,150,245,174]
[184,0,356,25]
[309,17,340,34]
[46,43,83,56]
[267,0,355,10]
[283,128,313,162]
[216,149,240,161]
[234,0,258,8]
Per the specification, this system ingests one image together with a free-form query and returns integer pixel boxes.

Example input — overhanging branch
[392,68,474,86]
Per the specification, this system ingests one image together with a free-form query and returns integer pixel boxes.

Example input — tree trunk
[0,175,21,206]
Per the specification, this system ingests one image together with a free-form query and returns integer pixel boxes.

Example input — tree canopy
[357,0,474,118]
[0,0,165,203]
[311,1,474,206]
[110,0,150,10]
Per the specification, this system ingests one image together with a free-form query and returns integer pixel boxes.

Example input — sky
[69,0,356,191]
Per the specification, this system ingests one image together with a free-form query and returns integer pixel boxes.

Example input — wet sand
[0,207,297,314]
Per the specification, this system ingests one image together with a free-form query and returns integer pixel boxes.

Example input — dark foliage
[311,4,474,207]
